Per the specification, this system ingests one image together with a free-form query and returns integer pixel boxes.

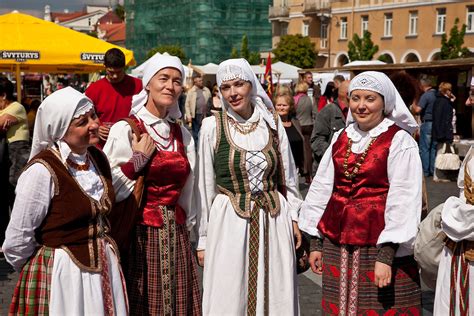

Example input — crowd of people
[0,48,473,315]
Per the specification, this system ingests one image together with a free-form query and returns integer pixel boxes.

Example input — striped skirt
[9,247,55,315]
[322,239,422,315]
[126,208,201,315]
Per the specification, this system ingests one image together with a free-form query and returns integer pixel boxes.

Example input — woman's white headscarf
[348,71,419,134]
[216,58,277,130]
[130,55,185,119]
[29,87,93,160]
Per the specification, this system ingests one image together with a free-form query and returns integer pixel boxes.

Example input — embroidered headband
[216,64,251,85]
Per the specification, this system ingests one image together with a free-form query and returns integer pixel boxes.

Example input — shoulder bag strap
[121,117,145,206]
[122,117,142,141]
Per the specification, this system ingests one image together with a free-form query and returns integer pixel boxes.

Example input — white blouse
[442,154,474,242]
[3,141,104,271]
[197,106,303,250]
[299,118,423,256]
[103,105,197,230]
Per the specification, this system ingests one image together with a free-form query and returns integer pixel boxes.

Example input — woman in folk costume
[299,71,423,315]
[2,87,127,315]
[196,58,303,315]
[434,147,474,316]
[103,55,200,315]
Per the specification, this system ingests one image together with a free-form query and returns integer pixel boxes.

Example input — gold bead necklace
[343,137,377,179]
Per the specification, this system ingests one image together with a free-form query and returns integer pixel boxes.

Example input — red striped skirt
[126,207,201,315]
[322,239,422,315]
[9,246,55,315]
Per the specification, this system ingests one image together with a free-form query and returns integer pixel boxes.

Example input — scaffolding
[125,0,272,64]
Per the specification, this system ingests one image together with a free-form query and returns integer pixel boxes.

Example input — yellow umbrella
[0,11,136,100]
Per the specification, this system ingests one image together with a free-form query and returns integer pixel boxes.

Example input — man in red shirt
[85,48,142,145]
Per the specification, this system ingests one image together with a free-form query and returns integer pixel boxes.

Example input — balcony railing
[268,5,290,19]
[303,0,331,14]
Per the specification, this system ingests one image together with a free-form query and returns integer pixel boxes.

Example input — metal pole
[15,64,21,102]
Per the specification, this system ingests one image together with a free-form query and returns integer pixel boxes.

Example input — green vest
[213,110,286,218]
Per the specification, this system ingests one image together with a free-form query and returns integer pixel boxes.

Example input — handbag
[413,203,446,290]
[108,118,145,261]
[295,234,310,274]
[435,143,461,170]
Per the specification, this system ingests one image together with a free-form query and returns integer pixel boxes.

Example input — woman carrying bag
[433,81,459,182]
[103,55,200,315]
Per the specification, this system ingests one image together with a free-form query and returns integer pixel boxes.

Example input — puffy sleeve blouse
[299,118,423,256]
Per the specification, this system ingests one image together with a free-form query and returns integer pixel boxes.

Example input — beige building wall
[270,0,332,67]
[270,0,474,68]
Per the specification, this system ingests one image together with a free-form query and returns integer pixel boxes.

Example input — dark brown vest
[27,146,116,272]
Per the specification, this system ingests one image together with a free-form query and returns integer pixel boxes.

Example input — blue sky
[0,0,121,16]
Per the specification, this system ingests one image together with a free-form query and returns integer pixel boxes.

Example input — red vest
[317,124,401,246]
[132,117,190,227]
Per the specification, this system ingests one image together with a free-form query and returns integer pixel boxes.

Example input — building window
[321,23,328,48]
[384,13,392,37]
[302,23,309,37]
[409,11,418,35]
[361,16,368,36]
[340,17,347,39]
[88,18,92,26]
[281,23,288,36]
[436,8,446,34]
[467,7,474,32]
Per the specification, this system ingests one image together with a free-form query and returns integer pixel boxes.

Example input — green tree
[248,52,261,65]
[440,18,470,60]
[347,31,379,61]
[146,45,187,63]
[114,4,125,21]
[229,34,261,64]
[273,34,317,69]
[241,34,250,60]
[231,47,239,59]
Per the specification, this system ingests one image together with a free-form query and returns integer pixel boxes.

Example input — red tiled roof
[97,11,122,24]
[51,11,86,23]
[98,23,125,43]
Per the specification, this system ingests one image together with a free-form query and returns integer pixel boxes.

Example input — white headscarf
[130,55,185,119]
[29,87,93,160]
[348,71,419,134]
[216,58,277,130]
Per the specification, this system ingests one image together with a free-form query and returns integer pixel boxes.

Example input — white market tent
[249,62,301,84]
[192,63,219,75]
[272,61,301,82]
[312,71,351,95]
[132,57,302,88]
[343,60,386,67]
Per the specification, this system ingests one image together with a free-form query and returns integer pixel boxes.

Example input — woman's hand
[292,221,302,250]
[309,251,323,275]
[98,125,110,141]
[196,250,205,267]
[374,261,392,288]
[132,133,156,158]
[2,118,12,130]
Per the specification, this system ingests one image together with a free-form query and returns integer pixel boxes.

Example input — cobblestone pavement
[0,176,458,315]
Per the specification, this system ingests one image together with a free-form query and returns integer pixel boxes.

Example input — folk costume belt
[158,205,177,316]
[247,192,270,316]
[445,239,471,316]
